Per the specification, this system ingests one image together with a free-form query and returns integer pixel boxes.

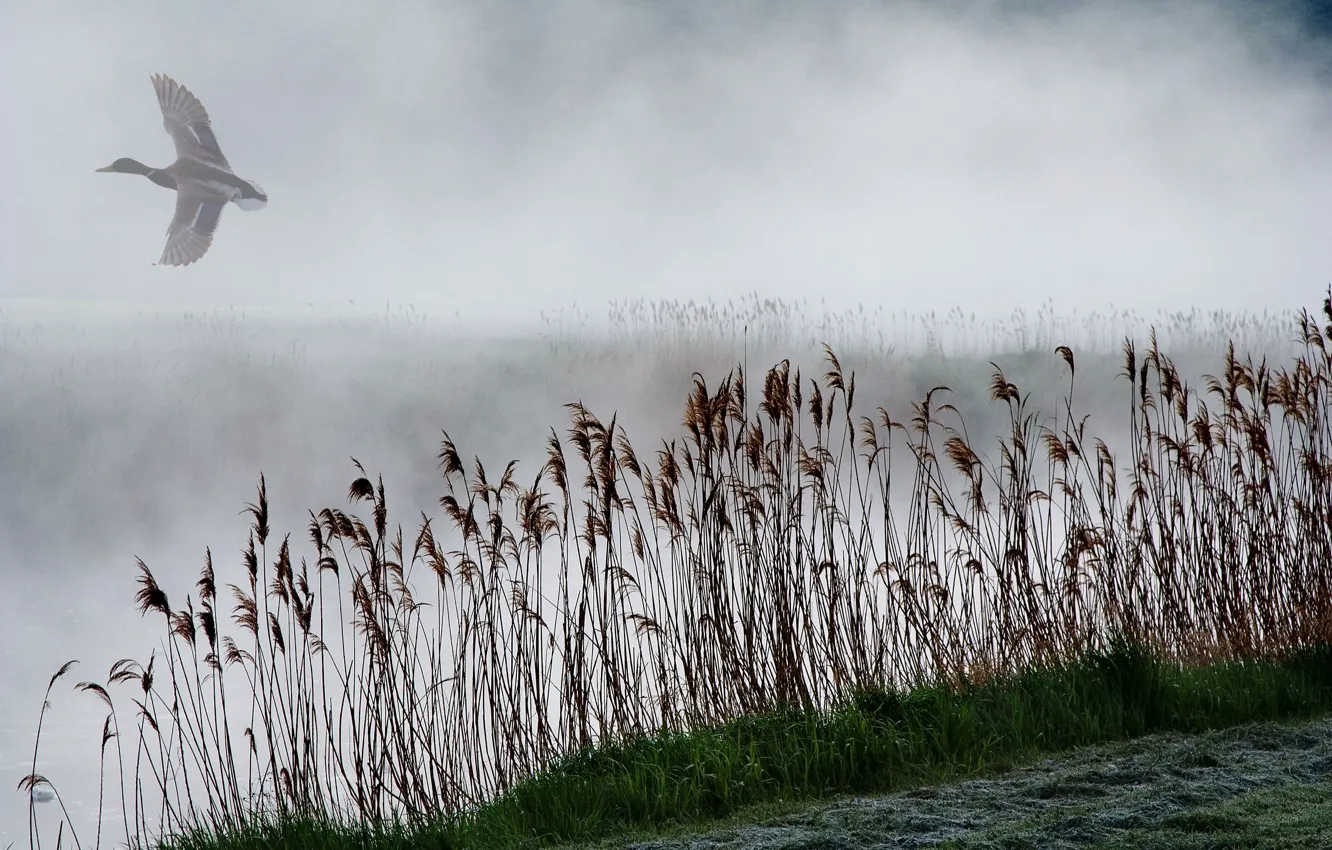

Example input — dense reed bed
[22,291,1332,850]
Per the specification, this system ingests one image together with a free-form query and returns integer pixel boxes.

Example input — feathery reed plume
[32,289,1332,846]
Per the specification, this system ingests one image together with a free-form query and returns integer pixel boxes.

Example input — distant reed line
[542,293,1298,359]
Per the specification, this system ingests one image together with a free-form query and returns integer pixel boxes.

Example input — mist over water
[3,0,1331,842]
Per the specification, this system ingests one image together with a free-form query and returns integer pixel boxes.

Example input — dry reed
[24,291,1332,849]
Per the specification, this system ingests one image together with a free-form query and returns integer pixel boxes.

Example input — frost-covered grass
[615,713,1332,850]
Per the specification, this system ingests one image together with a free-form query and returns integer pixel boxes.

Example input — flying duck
[97,74,267,266]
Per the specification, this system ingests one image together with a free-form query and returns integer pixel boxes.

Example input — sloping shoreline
[620,714,1332,849]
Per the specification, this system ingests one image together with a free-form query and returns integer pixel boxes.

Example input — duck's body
[97,74,267,266]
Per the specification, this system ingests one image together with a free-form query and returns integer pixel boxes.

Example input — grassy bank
[620,713,1332,849]
[147,640,1332,849]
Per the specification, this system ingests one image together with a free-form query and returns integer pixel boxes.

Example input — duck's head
[96,157,153,176]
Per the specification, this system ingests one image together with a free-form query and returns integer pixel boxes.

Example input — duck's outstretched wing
[158,190,225,267]
[152,73,230,167]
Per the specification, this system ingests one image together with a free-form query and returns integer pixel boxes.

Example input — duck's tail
[234,179,268,211]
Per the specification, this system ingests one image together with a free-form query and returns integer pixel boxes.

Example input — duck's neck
[145,169,177,190]
[121,159,177,190]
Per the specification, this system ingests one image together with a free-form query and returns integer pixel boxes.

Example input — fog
[2,0,1330,841]
[3,0,1331,317]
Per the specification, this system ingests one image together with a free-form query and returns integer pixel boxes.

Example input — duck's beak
[95,165,115,172]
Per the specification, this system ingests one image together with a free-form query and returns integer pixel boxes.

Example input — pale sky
[2,0,1330,325]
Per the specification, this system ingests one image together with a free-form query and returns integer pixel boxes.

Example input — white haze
[1,1,1329,319]
[2,0,1331,841]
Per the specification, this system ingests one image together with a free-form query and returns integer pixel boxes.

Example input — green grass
[146,640,1332,850]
